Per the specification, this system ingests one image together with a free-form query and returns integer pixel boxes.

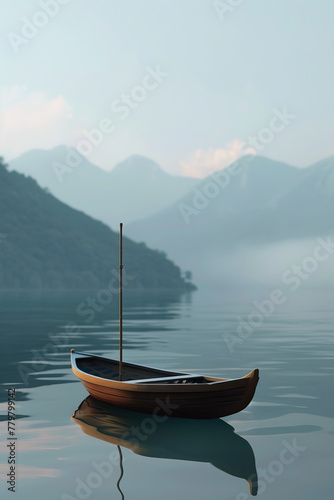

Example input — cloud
[0,86,80,160]
[180,139,256,178]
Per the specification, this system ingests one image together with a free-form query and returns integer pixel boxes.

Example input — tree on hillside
[184,271,193,282]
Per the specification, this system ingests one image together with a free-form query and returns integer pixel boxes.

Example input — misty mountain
[9,146,199,230]
[0,159,195,291]
[126,155,334,285]
[127,155,303,251]
[268,155,334,238]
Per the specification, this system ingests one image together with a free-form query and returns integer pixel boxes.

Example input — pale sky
[1,0,334,177]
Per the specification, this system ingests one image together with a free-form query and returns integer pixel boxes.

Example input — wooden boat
[71,223,259,419]
[71,350,259,419]
[72,396,259,496]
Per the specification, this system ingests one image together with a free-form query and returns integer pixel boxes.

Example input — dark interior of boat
[76,356,210,384]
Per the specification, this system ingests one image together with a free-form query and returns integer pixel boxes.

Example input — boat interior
[76,355,214,384]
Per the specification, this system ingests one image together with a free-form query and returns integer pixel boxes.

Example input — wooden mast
[119,223,123,381]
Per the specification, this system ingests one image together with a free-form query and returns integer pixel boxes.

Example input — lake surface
[0,287,333,499]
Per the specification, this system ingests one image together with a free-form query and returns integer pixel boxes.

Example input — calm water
[0,287,333,499]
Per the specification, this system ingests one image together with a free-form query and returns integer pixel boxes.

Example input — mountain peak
[111,155,166,178]
[236,154,297,170]
[9,148,198,228]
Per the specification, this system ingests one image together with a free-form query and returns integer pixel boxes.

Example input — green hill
[0,158,195,291]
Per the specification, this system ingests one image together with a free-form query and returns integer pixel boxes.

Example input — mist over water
[188,238,334,291]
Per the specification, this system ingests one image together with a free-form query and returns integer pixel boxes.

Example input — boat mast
[119,222,123,381]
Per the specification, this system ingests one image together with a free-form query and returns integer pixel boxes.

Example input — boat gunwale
[71,351,259,394]
[72,350,189,377]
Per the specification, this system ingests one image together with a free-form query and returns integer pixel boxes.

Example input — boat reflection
[72,396,258,496]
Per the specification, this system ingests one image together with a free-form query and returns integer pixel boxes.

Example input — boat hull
[71,351,259,419]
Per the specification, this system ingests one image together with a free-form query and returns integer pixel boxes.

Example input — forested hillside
[0,158,195,291]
